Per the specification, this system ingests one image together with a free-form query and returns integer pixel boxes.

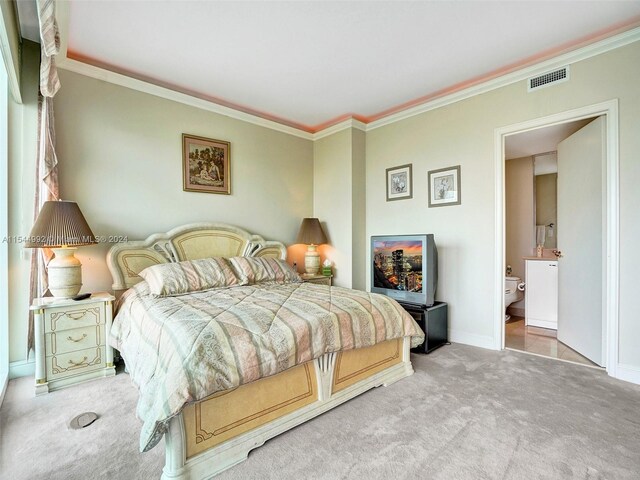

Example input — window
[0,58,8,398]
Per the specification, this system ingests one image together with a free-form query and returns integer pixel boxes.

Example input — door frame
[493,99,619,378]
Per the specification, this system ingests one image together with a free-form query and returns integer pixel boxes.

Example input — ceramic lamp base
[304,244,321,275]
[48,247,82,298]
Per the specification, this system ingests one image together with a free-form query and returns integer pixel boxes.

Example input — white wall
[313,127,366,289]
[313,129,353,287]
[366,41,640,362]
[351,129,366,290]
[505,156,534,311]
[7,66,314,364]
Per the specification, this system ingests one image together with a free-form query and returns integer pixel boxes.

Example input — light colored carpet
[2,344,640,480]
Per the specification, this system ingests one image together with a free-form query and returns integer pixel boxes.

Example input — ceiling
[21,1,640,132]
[505,118,594,160]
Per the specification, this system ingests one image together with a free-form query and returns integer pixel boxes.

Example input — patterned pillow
[228,256,302,284]
[139,257,244,297]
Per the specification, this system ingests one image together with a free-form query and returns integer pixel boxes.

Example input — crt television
[371,234,438,307]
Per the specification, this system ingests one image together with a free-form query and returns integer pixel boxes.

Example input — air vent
[528,66,570,92]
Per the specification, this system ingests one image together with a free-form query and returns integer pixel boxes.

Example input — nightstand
[30,292,116,395]
[301,274,333,286]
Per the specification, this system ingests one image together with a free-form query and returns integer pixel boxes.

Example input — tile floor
[505,317,598,367]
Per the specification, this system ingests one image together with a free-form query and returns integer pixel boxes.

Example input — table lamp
[296,218,327,275]
[25,200,97,298]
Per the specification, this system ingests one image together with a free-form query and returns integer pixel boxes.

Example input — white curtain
[28,0,61,352]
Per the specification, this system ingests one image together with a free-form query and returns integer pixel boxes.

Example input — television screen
[372,240,423,293]
[370,234,437,307]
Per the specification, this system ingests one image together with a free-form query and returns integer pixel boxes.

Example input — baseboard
[9,359,35,379]
[0,371,8,408]
[449,330,495,350]
[615,363,640,385]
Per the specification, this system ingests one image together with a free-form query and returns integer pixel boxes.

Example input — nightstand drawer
[46,347,105,380]
[43,303,105,333]
[45,325,102,356]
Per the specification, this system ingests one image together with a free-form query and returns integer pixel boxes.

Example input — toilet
[505,276,525,321]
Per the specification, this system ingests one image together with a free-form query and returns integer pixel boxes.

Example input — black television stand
[399,301,448,354]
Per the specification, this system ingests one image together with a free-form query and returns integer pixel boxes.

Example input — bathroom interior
[504,117,603,368]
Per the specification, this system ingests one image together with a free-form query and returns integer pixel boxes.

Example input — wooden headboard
[106,222,287,293]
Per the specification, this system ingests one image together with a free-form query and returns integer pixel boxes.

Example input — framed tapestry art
[183,134,231,194]
[386,164,413,201]
[428,165,461,207]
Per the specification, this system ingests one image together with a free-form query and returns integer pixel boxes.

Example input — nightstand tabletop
[30,292,114,310]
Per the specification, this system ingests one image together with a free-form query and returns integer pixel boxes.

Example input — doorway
[493,100,619,377]
[504,118,600,366]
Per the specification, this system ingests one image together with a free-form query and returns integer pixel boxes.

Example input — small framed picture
[183,134,231,195]
[428,165,461,207]
[386,164,413,201]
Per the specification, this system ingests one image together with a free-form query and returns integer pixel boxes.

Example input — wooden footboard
[162,337,412,480]
[333,337,402,393]
[183,363,318,458]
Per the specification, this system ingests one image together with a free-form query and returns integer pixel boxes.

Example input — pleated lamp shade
[26,200,97,248]
[295,218,327,246]
[26,200,96,297]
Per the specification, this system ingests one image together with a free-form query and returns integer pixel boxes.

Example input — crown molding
[367,26,640,131]
[312,118,367,140]
[57,58,314,140]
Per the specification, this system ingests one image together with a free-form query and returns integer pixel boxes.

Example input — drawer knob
[67,311,87,320]
[68,356,88,367]
[67,333,87,343]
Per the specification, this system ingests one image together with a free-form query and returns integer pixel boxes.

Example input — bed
[106,223,424,480]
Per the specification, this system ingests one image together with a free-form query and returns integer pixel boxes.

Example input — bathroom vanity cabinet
[525,259,558,330]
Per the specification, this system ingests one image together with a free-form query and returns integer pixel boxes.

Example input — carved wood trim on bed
[332,338,402,393]
[106,223,286,293]
[183,362,317,458]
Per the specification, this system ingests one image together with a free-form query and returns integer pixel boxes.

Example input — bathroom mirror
[533,152,557,249]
